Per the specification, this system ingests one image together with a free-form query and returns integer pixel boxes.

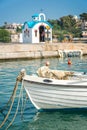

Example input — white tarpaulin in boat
[37,66,74,80]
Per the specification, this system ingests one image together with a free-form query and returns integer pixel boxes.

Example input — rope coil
[0,69,26,130]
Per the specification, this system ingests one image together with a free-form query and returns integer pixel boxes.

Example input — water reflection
[13,110,87,130]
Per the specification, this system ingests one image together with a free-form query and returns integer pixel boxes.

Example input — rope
[0,69,26,129]
[5,82,24,130]
[0,81,18,128]
[0,82,18,113]
[20,89,28,119]
[0,69,26,113]
[20,82,24,118]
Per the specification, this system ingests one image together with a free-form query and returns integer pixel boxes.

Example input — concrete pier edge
[0,43,87,60]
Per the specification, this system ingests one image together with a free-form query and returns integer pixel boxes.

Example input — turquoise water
[0,56,87,130]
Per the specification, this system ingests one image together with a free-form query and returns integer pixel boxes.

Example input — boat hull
[23,75,87,110]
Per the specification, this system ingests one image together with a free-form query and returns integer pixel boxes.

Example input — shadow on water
[9,109,87,130]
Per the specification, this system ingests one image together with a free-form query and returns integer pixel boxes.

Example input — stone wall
[0,43,87,60]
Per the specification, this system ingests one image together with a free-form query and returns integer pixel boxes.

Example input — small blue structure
[22,13,52,43]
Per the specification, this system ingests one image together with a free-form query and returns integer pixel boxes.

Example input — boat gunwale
[23,78,87,88]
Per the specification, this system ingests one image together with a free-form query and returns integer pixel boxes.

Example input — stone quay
[0,43,87,60]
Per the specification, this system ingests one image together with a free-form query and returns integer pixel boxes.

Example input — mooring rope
[0,69,26,129]
[5,82,24,130]
[0,82,19,113]
[0,81,18,129]
[20,91,28,119]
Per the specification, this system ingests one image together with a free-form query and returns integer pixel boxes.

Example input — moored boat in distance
[23,72,87,110]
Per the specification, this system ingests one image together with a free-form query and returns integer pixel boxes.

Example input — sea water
[0,56,87,130]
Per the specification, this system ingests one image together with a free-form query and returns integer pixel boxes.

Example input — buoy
[68,59,72,65]
[45,61,50,66]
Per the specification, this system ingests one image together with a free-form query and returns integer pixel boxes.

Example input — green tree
[80,13,87,20]
[0,29,11,43]
[59,15,77,31]
[48,14,82,39]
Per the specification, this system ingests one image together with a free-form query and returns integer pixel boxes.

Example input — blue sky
[0,0,87,26]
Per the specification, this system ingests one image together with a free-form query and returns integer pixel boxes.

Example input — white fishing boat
[23,71,87,110]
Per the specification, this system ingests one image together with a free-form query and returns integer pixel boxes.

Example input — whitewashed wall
[23,24,32,43]
[32,28,39,43]
[23,22,52,43]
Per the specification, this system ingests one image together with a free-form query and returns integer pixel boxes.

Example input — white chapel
[22,13,53,43]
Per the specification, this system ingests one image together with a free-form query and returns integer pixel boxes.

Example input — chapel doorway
[39,26,45,42]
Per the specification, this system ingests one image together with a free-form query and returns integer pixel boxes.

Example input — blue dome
[22,21,53,29]
[27,21,37,28]
[32,14,39,18]
[22,21,37,29]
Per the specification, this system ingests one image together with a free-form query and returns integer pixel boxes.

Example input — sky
[0,0,87,26]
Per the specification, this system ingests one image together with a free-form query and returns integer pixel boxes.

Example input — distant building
[22,13,53,43]
[81,20,87,37]
[11,33,23,43]
[4,23,23,43]
[5,23,23,30]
